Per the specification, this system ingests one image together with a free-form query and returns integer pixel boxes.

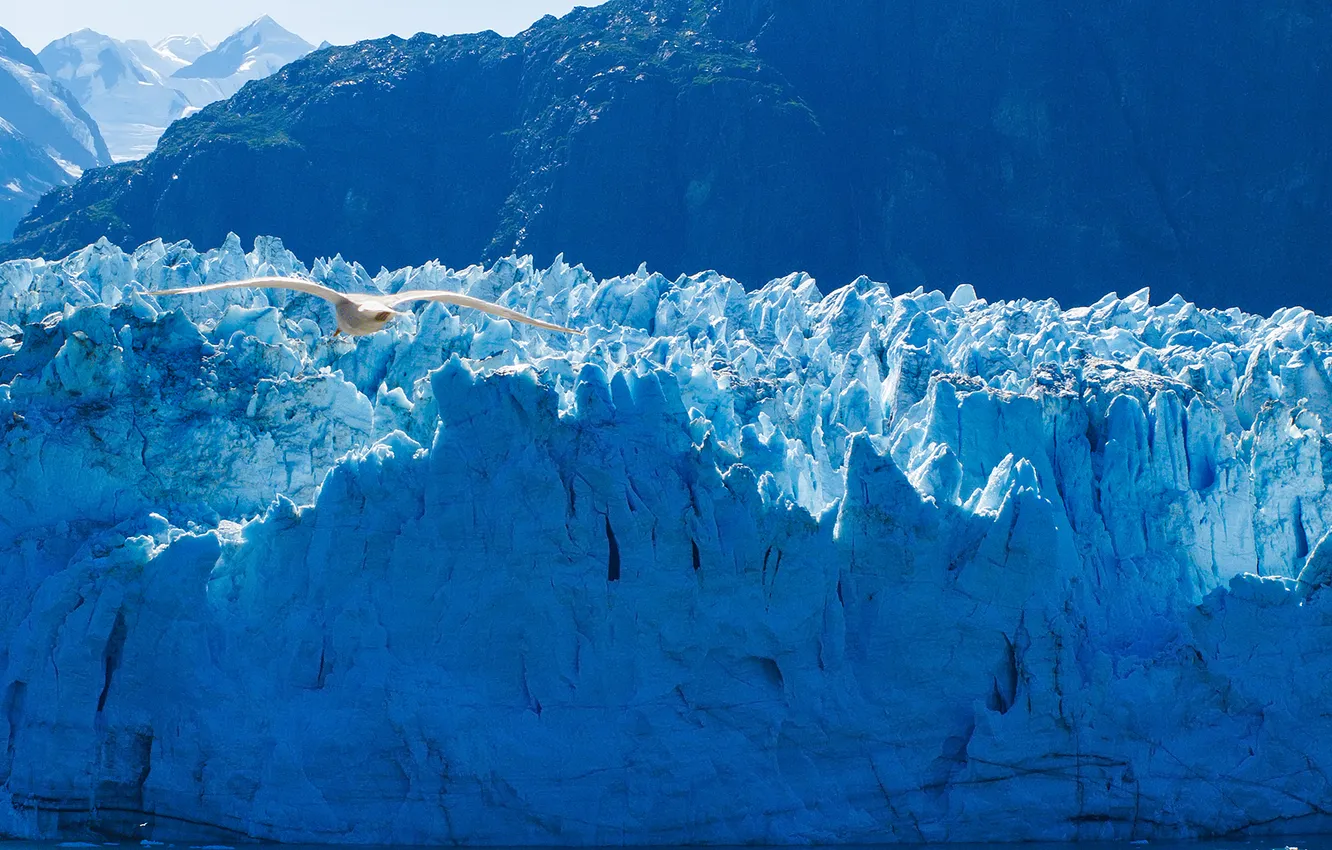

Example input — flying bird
[146,276,581,337]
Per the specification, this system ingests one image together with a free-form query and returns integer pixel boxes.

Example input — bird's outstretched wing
[145,276,352,306]
[386,290,582,335]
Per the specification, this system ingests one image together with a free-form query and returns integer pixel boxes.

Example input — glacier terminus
[1,234,1331,843]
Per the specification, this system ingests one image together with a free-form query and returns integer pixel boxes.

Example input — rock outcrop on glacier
[2,235,1332,843]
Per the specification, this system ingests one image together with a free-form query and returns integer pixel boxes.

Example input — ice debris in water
[2,233,1332,843]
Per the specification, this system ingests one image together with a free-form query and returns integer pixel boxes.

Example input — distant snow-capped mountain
[0,26,110,240]
[38,29,191,162]
[171,16,313,95]
[38,17,311,163]
[123,35,210,80]
[156,34,213,66]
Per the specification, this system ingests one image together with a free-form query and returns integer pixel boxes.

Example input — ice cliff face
[2,235,1332,843]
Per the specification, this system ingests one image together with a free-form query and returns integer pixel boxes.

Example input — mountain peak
[153,34,213,65]
[44,28,117,52]
[234,14,300,42]
[156,33,211,47]
[171,16,312,80]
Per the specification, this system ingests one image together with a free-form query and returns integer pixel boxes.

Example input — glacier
[1,233,1332,843]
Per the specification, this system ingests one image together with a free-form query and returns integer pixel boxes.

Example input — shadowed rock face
[4,0,1331,314]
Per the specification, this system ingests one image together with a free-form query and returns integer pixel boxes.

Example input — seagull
[146,276,581,337]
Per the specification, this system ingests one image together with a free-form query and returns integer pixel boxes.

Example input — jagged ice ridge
[2,234,1332,843]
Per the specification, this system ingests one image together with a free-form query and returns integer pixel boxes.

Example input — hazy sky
[7,1,609,52]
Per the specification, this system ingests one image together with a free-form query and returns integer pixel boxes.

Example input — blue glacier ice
[2,234,1332,843]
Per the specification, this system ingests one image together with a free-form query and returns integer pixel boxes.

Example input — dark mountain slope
[4,0,1330,313]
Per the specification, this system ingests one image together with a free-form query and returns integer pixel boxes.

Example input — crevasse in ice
[1,233,1331,843]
